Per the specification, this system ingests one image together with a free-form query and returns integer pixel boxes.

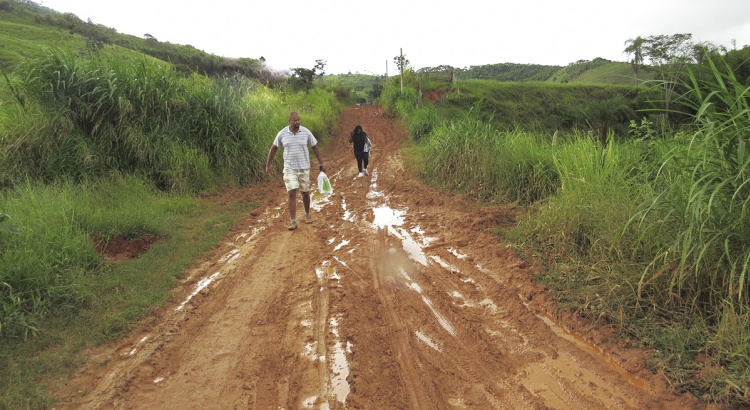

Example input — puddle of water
[333,239,349,252]
[520,355,641,409]
[518,294,648,392]
[372,206,405,228]
[371,198,439,267]
[242,227,265,244]
[333,256,349,268]
[406,279,456,336]
[234,224,266,243]
[311,191,332,212]
[302,396,318,408]
[329,268,340,281]
[329,316,351,404]
[153,377,164,384]
[448,248,468,259]
[396,228,429,266]
[303,341,318,361]
[267,207,281,219]
[422,294,456,336]
[217,249,236,262]
[479,298,498,312]
[316,261,338,284]
[126,335,149,357]
[218,249,240,264]
[431,255,458,274]
[366,169,381,199]
[315,262,339,294]
[176,271,221,311]
[398,266,412,281]
[416,331,442,351]
[485,325,531,354]
[520,362,573,408]
[371,205,429,265]
[341,197,353,221]
[450,291,476,308]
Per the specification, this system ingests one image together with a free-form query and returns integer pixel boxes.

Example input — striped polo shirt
[272,125,318,170]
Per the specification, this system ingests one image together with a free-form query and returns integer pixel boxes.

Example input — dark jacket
[350,131,369,153]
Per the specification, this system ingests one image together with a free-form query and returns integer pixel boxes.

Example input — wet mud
[55,105,705,409]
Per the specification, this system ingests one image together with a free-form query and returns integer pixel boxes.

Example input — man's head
[289,112,301,132]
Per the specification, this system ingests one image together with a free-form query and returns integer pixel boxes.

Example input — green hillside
[0,0,269,79]
[1,0,655,89]
[0,7,85,68]
[547,58,658,85]
[417,58,658,86]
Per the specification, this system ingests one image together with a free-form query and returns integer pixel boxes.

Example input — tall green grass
[420,118,558,203]
[389,55,750,405]
[0,48,316,192]
[618,58,750,403]
[0,175,194,339]
[519,134,649,257]
[630,57,750,311]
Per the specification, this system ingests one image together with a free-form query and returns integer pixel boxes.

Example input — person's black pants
[354,151,369,172]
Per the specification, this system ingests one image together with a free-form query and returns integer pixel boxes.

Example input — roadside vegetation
[386,44,750,406]
[2,0,749,407]
[0,43,343,408]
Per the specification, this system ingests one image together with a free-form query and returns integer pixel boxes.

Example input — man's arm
[312,145,324,172]
[265,145,278,175]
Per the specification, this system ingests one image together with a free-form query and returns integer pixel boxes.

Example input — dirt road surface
[55,105,706,409]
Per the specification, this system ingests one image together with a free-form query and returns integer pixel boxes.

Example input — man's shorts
[283,168,310,192]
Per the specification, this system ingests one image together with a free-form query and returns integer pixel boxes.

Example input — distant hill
[0,0,282,83]
[417,58,657,86]
[2,0,658,88]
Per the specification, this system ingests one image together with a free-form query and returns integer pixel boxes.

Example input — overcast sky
[38,0,750,75]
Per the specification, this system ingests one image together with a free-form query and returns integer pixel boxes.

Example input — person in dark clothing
[348,125,371,176]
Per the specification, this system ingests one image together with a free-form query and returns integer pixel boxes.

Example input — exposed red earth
[56,105,710,409]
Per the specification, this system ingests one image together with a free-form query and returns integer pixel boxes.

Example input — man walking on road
[265,112,325,230]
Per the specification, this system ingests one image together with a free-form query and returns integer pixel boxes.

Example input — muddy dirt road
[56,105,705,409]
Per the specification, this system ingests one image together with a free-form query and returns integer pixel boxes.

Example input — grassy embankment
[385,61,750,406]
[0,48,344,408]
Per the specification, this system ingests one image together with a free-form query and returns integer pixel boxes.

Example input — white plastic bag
[364,137,372,153]
[317,172,333,195]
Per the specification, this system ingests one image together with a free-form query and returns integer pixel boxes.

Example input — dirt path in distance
[55,105,706,409]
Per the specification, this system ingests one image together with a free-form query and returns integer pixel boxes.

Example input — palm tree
[624,36,645,80]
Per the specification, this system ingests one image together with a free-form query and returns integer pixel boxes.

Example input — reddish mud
[55,105,707,409]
